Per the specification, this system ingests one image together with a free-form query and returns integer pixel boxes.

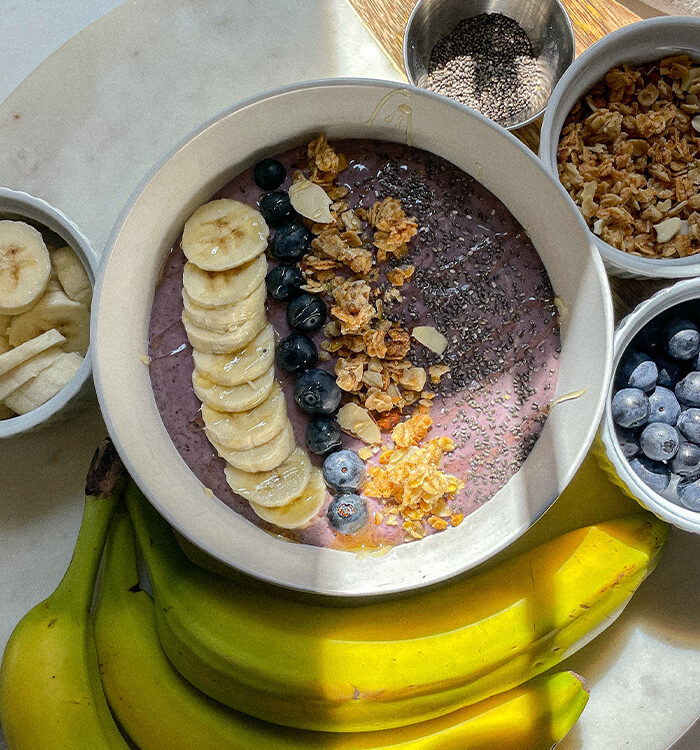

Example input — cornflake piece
[412,325,448,355]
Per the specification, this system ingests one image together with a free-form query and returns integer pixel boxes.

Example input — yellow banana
[0,440,129,750]
[95,508,589,749]
[125,481,668,732]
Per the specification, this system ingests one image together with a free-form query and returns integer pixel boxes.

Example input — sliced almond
[412,325,448,356]
[691,115,700,134]
[337,402,381,445]
[288,179,334,223]
[654,216,682,244]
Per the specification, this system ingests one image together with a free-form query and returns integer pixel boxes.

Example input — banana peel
[96,509,590,750]
[125,481,668,732]
[0,440,128,750]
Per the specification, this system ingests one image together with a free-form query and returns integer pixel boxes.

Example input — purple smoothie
[148,139,560,549]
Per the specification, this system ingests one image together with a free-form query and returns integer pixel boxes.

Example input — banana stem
[54,438,126,612]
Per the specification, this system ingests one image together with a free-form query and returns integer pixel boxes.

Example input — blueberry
[253,158,286,190]
[633,318,663,355]
[327,493,368,534]
[664,319,700,361]
[322,449,366,493]
[616,427,640,460]
[286,293,327,333]
[275,333,317,374]
[655,357,682,389]
[616,350,657,392]
[611,388,650,429]
[671,441,700,478]
[677,479,700,511]
[306,417,342,456]
[259,191,296,227]
[265,264,305,301]
[270,222,312,261]
[675,371,700,407]
[677,408,700,445]
[647,386,681,425]
[639,422,680,461]
[629,455,671,494]
[294,369,341,415]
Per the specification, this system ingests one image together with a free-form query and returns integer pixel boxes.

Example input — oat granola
[557,55,700,259]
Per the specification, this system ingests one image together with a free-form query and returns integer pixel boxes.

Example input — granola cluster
[297,136,433,423]
[364,412,465,540]
[557,55,700,258]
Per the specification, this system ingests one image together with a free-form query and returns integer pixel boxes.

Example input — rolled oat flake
[427,13,542,126]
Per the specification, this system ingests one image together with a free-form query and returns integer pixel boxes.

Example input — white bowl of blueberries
[600,279,700,534]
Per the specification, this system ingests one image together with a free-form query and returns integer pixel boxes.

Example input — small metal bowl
[0,187,98,437]
[403,0,575,130]
[597,278,700,535]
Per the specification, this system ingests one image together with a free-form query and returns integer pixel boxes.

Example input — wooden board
[346,0,670,320]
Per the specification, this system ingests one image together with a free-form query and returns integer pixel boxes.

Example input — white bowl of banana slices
[0,187,96,437]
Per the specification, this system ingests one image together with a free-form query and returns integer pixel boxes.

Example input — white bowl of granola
[93,79,613,597]
[539,16,700,279]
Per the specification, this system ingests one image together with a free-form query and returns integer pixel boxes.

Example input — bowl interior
[539,17,700,278]
[0,188,97,437]
[93,80,612,597]
[403,0,574,129]
[602,280,700,534]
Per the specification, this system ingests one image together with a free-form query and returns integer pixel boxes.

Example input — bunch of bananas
[0,439,669,749]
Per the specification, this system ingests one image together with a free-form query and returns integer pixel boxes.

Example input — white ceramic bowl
[93,79,613,597]
[597,278,700,534]
[0,187,98,437]
[539,16,700,279]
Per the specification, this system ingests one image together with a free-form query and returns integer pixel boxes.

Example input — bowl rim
[600,278,700,534]
[93,77,613,597]
[539,15,700,279]
[0,186,98,438]
[402,0,576,131]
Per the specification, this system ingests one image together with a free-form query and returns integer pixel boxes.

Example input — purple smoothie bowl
[92,79,613,598]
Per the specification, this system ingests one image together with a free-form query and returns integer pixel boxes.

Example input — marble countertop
[0,2,698,749]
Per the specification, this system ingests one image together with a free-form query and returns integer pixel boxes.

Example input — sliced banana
[182,281,266,333]
[191,324,274,386]
[0,220,51,314]
[183,254,266,309]
[7,290,90,355]
[211,420,295,473]
[50,246,92,306]
[182,306,265,355]
[0,344,63,401]
[4,351,83,414]
[225,447,311,508]
[192,366,274,412]
[181,199,269,272]
[0,329,66,378]
[249,468,326,529]
[202,382,287,451]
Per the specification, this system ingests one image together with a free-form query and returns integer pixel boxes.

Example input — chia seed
[427,13,543,125]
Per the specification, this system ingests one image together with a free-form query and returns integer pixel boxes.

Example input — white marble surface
[0,1,698,749]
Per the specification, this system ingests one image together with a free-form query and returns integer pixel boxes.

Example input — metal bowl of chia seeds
[403,0,575,130]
